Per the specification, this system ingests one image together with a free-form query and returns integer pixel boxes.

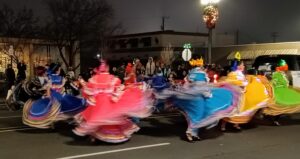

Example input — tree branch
[74,62,80,70]
[58,46,69,67]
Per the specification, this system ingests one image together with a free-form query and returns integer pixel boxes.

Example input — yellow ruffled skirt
[224,75,270,124]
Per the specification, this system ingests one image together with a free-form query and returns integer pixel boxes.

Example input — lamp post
[200,0,220,64]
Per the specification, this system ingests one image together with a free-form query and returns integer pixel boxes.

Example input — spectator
[136,70,144,82]
[82,67,93,81]
[67,67,75,79]
[17,60,26,83]
[5,64,15,90]
[117,63,126,83]
[111,67,118,76]
[182,70,188,78]
[159,63,168,78]
[146,57,155,77]
[135,59,144,74]
[59,67,66,77]
[175,65,184,80]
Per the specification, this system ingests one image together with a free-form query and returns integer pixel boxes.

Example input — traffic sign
[182,49,192,61]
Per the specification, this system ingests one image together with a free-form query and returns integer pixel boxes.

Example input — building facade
[79,30,236,71]
[0,38,78,81]
[105,30,209,61]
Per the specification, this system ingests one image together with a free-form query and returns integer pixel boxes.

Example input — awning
[227,49,299,60]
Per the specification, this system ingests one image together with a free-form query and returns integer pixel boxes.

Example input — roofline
[110,46,206,53]
[111,30,209,38]
[214,41,300,48]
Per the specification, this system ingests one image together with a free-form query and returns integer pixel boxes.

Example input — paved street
[1,103,300,159]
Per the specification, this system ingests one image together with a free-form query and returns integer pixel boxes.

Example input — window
[129,38,138,48]
[109,40,117,49]
[140,37,152,47]
[119,39,127,49]
[155,37,159,45]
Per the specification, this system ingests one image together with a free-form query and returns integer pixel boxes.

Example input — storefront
[0,53,16,81]
[0,39,66,98]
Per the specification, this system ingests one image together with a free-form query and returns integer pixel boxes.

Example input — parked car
[251,55,300,87]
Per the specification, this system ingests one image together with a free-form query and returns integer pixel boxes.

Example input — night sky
[1,0,300,44]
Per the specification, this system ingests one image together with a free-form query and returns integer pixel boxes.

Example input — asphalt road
[1,104,300,159]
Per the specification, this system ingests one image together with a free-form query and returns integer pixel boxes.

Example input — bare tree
[160,43,175,66]
[43,0,121,70]
[0,4,39,64]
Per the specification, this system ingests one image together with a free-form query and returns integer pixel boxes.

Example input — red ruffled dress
[73,65,152,143]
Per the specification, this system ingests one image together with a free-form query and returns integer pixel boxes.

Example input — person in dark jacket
[17,61,27,83]
[5,64,15,90]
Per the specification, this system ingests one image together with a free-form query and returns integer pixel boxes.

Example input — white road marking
[0,127,35,133]
[0,116,22,119]
[57,143,171,159]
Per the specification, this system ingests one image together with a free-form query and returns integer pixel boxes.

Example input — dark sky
[2,0,300,44]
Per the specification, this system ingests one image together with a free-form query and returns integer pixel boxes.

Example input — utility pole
[271,32,279,43]
[161,16,170,31]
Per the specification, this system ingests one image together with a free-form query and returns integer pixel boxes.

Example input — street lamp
[96,54,101,59]
[200,0,220,64]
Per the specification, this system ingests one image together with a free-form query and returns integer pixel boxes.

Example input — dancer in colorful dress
[73,61,152,143]
[158,58,240,142]
[150,70,170,112]
[124,62,151,123]
[262,59,300,125]
[23,63,86,129]
[151,70,169,91]
[124,63,137,85]
[221,55,270,131]
[6,66,48,111]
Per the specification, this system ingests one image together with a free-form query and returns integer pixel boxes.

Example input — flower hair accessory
[189,57,204,67]
[276,59,288,71]
[235,52,241,61]
[231,52,242,71]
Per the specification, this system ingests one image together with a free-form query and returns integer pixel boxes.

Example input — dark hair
[207,65,212,70]
[49,63,61,74]
[36,66,46,76]
[230,59,243,71]
[230,59,242,66]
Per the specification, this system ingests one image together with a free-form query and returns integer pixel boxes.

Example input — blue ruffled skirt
[170,87,236,129]
[23,89,86,128]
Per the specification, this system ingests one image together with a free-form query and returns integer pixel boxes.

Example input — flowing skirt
[74,119,140,143]
[23,98,60,129]
[73,86,153,143]
[224,76,270,124]
[262,78,300,116]
[23,89,86,128]
[163,83,239,129]
[196,84,242,128]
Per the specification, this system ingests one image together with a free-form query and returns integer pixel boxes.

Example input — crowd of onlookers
[104,57,228,83]
[2,61,27,96]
